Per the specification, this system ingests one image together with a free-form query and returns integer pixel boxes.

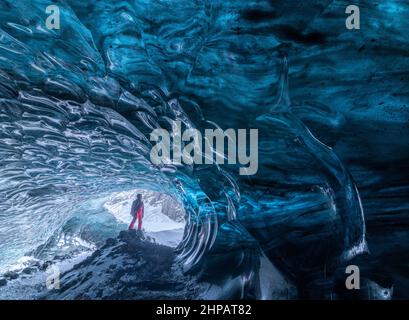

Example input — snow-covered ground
[103,189,185,247]
[0,251,92,300]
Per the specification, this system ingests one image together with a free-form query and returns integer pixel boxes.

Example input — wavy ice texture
[0,0,408,299]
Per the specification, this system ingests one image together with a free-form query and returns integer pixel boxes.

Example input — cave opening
[103,188,186,247]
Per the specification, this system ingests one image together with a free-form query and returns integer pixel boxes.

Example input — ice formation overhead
[0,0,408,299]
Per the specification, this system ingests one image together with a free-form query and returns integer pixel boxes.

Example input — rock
[105,238,116,246]
[3,271,18,280]
[40,261,53,271]
[22,267,35,274]
[0,278,7,287]
[43,231,202,300]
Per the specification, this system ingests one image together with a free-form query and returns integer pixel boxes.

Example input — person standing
[129,193,144,231]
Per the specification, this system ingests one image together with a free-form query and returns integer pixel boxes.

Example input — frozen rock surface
[45,230,201,300]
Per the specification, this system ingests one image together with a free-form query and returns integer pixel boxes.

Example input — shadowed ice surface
[0,0,408,299]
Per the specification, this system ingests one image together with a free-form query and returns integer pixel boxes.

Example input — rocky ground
[44,230,202,300]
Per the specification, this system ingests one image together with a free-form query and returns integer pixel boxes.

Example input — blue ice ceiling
[0,0,408,299]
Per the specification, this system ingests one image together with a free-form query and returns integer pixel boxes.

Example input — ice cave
[0,0,408,300]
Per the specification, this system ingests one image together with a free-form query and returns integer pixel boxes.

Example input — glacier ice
[0,0,408,299]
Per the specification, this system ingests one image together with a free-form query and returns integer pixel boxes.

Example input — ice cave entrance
[103,189,186,247]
